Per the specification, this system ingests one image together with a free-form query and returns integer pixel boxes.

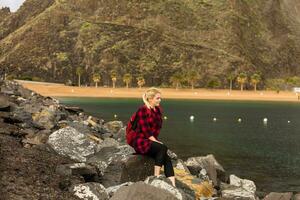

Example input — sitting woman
[126,87,176,187]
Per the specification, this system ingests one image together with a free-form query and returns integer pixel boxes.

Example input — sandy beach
[17,80,300,102]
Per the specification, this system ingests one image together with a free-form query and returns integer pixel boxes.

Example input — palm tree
[92,73,101,88]
[136,76,145,89]
[185,70,200,90]
[237,73,247,91]
[170,72,184,90]
[227,73,235,92]
[123,73,132,89]
[250,73,261,91]
[76,67,84,87]
[110,70,117,88]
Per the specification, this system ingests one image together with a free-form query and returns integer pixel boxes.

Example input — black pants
[146,141,174,178]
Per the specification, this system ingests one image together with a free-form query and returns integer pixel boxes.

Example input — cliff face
[0,0,299,87]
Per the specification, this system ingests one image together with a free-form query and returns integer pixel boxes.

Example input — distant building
[293,87,300,93]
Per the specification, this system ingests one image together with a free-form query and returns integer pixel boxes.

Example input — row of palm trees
[76,67,146,89]
[76,67,262,91]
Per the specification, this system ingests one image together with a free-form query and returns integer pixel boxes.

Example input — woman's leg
[147,142,176,186]
[164,155,175,187]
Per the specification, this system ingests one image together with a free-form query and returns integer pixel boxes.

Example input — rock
[185,154,227,186]
[110,182,178,200]
[32,107,57,130]
[105,182,133,198]
[264,192,293,200]
[221,177,257,200]
[9,109,32,124]
[293,193,300,200]
[95,138,120,152]
[64,106,84,114]
[88,146,153,187]
[113,127,126,142]
[174,159,191,174]
[17,86,33,99]
[104,121,123,133]
[0,95,10,112]
[56,163,99,182]
[72,183,109,200]
[168,149,178,160]
[22,102,43,114]
[22,130,51,146]
[47,126,97,162]
[229,175,256,194]
[85,116,104,132]
[174,168,215,199]
[67,121,94,135]
[145,176,195,200]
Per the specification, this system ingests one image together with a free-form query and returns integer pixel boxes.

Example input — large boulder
[47,126,98,162]
[87,145,154,187]
[145,176,195,200]
[264,192,293,200]
[184,154,227,186]
[110,182,178,200]
[221,175,257,200]
[72,183,109,200]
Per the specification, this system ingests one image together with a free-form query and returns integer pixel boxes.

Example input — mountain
[0,0,300,88]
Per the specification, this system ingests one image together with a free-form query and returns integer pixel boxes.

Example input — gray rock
[47,126,97,162]
[0,95,10,112]
[145,176,195,200]
[22,133,49,146]
[110,182,178,200]
[72,183,109,200]
[32,107,57,130]
[264,192,293,200]
[68,121,94,135]
[95,138,120,152]
[185,154,226,186]
[229,175,256,194]
[56,163,99,182]
[88,146,154,187]
[173,159,191,174]
[105,182,133,198]
[221,181,256,200]
[113,127,126,142]
[167,149,178,160]
[64,106,84,114]
[104,121,123,133]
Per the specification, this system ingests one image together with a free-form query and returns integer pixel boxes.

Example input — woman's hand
[149,136,163,144]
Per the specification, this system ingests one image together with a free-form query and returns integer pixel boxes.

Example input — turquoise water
[57,97,300,192]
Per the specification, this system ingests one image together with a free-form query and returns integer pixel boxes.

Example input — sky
[0,0,26,12]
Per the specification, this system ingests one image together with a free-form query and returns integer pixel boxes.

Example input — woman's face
[149,93,161,107]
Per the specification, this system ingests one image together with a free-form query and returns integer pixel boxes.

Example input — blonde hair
[142,87,161,109]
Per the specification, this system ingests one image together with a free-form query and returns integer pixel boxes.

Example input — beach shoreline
[17,80,300,102]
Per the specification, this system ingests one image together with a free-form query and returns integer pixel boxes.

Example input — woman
[126,87,176,187]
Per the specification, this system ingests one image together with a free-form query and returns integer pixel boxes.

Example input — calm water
[57,97,300,192]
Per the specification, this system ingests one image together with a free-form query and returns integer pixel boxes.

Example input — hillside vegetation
[1,0,300,89]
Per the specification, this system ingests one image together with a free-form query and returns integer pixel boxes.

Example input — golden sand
[17,80,300,102]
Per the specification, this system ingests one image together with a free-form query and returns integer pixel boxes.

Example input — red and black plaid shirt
[132,105,163,154]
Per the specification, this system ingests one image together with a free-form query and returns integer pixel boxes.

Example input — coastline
[17,80,300,103]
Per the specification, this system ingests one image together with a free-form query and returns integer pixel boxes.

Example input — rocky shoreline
[0,80,298,200]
